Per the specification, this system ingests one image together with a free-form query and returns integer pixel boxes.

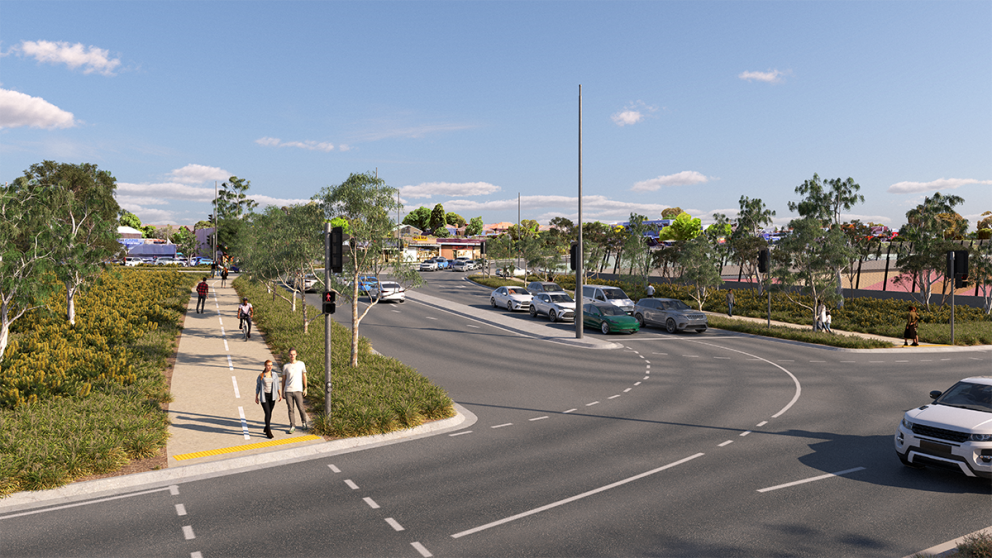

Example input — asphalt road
[2,270,990,557]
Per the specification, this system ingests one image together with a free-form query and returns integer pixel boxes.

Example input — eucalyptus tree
[895,192,966,309]
[216,176,258,255]
[840,221,881,288]
[704,212,733,269]
[14,161,121,326]
[521,232,568,282]
[486,234,517,276]
[318,172,424,366]
[580,221,610,277]
[730,196,775,289]
[429,204,446,234]
[678,235,724,310]
[402,207,432,232]
[619,213,655,285]
[465,216,485,237]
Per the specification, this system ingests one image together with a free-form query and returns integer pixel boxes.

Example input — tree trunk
[66,282,77,326]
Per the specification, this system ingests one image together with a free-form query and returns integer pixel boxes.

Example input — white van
[582,285,635,315]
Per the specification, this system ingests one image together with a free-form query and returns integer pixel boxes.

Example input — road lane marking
[192,552,203,558]
[719,441,733,447]
[643,376,650,380]
[757,467,866,493]
[238,407,250,439]
[425,316,437,320]
[609,395,620,399]
[492,423,513,429]
[412,542,433,557]
[690,341,802,419]
[183,526,195,540]
[564,408,577,413]
[467,324,480,328]
[634,382,641,386]
[345,480,359,490]
[449,431,472,437]
[624,388,632,393]
[529,416,549,421]
[224,339,229,352]
[714,357,730,359]
[0,486,179,519]
[328,464,341,473]
[809,360,825,363]
[756,421,767,427]
[740,431,751,437]
[683,355,699,358]
[231,376,240,398]
[895,360,908,363]
[176,504,187,516]
[385,517,405,531]
[586,401,599,407]
[364,497,380,509]
[450,453,705,539]
[227,355,234,371]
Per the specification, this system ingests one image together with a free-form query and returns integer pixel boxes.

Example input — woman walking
[904,306,920,346]
[255,360,282,438]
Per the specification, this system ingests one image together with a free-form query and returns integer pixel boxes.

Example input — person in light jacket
[255,360,282,438]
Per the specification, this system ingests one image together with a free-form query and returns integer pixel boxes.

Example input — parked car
[895,376,992,479]
[450,259,476,272]
[583,302,639,334]
[368,281,406,303]
[530,292,576,322]
[194,257,214,266]
[490,286,532,311]
[124,257,142,267]
[633,297,708,333]
[301,274,321,292]
[496,267,526,277]
[526,281,565,295]
[419,259,439,271]
[154,257,186,266]
[582,285,635,315]
[433,257,450,270]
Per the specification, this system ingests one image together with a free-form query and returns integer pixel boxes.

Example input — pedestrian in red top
[196,277,209,314]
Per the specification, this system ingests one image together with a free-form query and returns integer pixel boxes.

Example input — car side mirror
[929,390,942,400]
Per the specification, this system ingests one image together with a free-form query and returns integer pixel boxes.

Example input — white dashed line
[328,464,341,473]
[643,376,650,380]
[840,361,855,363]
[411,542,433,557]
[714,357,730,359]
[227,355,234,371]
[237,407,250,439]
[170,485,180,495]
[756,421,768,427]
[608,395,621,400]
[895,360,908,363]
[344,479,359,490]
[492,423,513,429]
[941,358,951,361]
[809,360,825,363]
[719,440,733,447]
[449,431,472,437]
[425,316,437,320]
[624,388,632,393]
[529,416,549,421]
[175,504,187,516]
[183,526,195,540]
[467,324,480,328]
[385,517,405,531]
[634,382,641,386]
[564,409,577,413]
[740,431,751,437]
[231,376,240,398]
[779,360,794,362]
[223,339,229,352]
[363,497,380,509]
[192,552,203,558]
[683,355,699,358]
[970,357,984,361]
[757,467,866,493]
[586,401,599,407]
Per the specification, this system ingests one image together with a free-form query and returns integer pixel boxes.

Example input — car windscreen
[549,294,573,303]
[668,300,691,310]
[603,289,629,300]
[937,381,992,412]
[542,284,562,292]
[599,305,627,316]
[507,288,528,295]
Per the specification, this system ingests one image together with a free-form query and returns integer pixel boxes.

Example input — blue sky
[2,1,989,231]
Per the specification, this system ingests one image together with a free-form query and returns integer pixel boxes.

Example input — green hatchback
[583,302,640,335]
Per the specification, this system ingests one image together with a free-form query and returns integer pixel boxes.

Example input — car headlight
[969,433,992,442]
[901,418,914,430]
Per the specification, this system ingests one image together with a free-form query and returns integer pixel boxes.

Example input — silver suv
[633,297,707,333]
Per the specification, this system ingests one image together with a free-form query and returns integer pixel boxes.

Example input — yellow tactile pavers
[173,435,322,461]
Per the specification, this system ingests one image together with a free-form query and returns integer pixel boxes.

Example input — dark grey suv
[633,298,707,333]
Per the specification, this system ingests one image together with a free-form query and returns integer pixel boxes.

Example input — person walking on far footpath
[824,310,833,334]
[815,300,826,332]
[282,349,309,434]
[221,267,229,288]
[904,306,920,346]
[211,261,217,278]
[255,360,282,439]
[195,277,209,314]
[726,290,734,317]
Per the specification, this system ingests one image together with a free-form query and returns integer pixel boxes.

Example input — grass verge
[233,277,455,438]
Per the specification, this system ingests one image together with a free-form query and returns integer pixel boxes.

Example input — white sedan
[529,292,576,322]
[368,281,406,303]
[490,286,532,312]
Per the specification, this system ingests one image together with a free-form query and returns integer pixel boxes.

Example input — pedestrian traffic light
[480,241,487,255]
[322,290,336,314]
[329,227,344,273]
[570,243,578,271]
[758,249,770,273]
[947,250,968,288]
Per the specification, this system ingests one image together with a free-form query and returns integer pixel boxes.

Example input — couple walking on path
[254,349,310,438]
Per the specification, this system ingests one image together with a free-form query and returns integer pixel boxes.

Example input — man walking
[281,349,309,433]
[726,290,734,317]
[195,277,209,314]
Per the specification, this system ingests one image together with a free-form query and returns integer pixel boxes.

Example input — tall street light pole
[576,85,584,339]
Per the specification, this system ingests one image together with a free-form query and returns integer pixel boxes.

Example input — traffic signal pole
[324,222,332,417]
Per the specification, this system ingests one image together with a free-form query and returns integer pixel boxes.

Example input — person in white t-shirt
[238,297,254,339]
[281,348,308,433]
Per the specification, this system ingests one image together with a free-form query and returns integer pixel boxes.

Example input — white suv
[894,376,992,479]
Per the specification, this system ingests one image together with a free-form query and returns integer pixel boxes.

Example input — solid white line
[740,431,751,437]
[344,479,359,490]
[238,407,250,439]
[586,401,599,407]
[608,395,620,399]
[183,526,195,540]
[175,504,187,516]
[449,431,472,436]
[529,416,549,421]
[231,376,240,398]
[364,497,380,509]
[757,467,866,493]
[385,517,405,531]
[756,421,768,427]
[718,440,733,447]
[694,341,802,419]
[564,409,577,413]
[328,464,341,473]
[450,453,705,539]
[0,486,176,519]
[411,542,433,557]
[491,423,513,429]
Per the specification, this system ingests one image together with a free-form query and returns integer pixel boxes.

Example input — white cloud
[116,182,216,202]
[839,213,893,225]
[631,171,711,192]
[400,181,502,199]
[0,88,75,129]
[610,101,657,126]
[255,137,335,152]
[168,164,231,184]
[248,194,314,207]
[738,69,786,83]
[117,203,174,224]
[887,178,992,194]
[14,40,121,76]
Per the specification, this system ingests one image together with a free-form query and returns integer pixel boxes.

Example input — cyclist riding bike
[238,297,254,339]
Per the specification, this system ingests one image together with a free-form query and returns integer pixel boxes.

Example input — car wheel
[666,318,678,334]
[601,322,610,335]
[491,297,497,308]
[635,313,645,328]
[530,306,537,318]
[507,301,514,311]
[549,310,557,323]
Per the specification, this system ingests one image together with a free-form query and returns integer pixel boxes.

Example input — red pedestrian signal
[322,290,336,314]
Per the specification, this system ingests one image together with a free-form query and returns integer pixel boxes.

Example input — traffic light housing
[758,249,770,273]
[947,250,968,288]
[329,227,344,273]
[570,243,578,271]
[480,241,487,255]
[322,290,336,314]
